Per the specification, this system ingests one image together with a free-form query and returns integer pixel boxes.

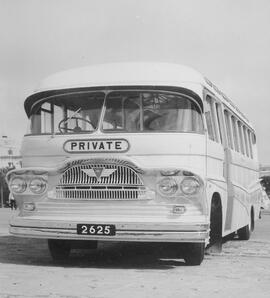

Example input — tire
[223,232,235,242]
[237,224,250,240]
[69,240,98,249]
[183,243,205,266]
[238,209,253,240]
[48,239,71,261]
[208,197,223,253]
[251,209,255,232]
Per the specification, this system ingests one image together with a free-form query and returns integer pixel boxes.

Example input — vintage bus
[7,62,262,265]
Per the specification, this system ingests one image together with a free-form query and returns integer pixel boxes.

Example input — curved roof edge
[35,62,205,92]
[25,62,253,130]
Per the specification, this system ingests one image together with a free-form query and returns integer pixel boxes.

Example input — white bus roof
[36,62,205,91]
[26,62,252,128]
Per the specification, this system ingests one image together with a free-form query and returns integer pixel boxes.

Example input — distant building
[260,165,270,199]
[0,135,21,169]
[0,135,21,207]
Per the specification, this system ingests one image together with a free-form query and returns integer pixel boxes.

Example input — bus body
[7,63,262,265]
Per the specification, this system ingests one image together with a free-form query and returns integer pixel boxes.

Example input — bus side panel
[230,151,260,232]
[205,139,228,235]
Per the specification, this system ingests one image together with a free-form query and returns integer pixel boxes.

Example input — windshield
[29,92,105,134]
[27,90,203,135]
[102,91,203,133]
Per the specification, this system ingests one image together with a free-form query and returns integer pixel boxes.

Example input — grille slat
[55,162,147,200]
[55,188,146,200]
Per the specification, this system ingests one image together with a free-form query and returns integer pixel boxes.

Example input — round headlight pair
[158,177,201,196]
[10,177,47,194]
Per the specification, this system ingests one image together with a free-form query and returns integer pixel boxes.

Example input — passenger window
[243,126,250,157]
[215,103,223,144]
[205,112,215,141]
[41,103,53,133]
[205,96,218,142]
[231,116,239,152]
[237,121,245,155]
[224,110,233,149]
[247,130,253,159]
[252,133,256,145]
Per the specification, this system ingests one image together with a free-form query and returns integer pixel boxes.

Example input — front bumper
[10,216,209,243]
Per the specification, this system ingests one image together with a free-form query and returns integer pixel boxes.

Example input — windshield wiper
[62,108,82,124]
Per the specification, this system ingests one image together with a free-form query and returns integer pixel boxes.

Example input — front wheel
[48,239,71,261]
[183,243,205,266]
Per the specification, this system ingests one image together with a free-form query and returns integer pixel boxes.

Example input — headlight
[158,177,178,196]
[180,177,201,195]
[10,177,27,193]
[29,178,47,194]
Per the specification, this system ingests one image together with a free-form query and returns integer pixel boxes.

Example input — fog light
[172,205,186,214]
[23,202,35,211]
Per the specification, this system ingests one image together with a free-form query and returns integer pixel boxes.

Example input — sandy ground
[0,209,270,298]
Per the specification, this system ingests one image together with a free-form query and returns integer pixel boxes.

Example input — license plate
[77,224,116,236]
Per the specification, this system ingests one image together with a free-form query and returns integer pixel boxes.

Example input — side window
[205,96,218,142]
[252,132,256,145]
[31,102,64,134]
[237,121,245,155]
[243,126,250,157]
[41,102,53,134]
[215,103,223,144]
[224,110,233,149]
[231,116,239,152]
[205,109,215,141]
[247,130,254,159]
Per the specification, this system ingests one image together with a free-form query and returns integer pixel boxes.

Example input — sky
[0,0,270,164]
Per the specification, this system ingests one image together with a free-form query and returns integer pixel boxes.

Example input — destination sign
[63,139,130,153]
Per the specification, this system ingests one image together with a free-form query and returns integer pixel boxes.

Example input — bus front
[7,87,209,265]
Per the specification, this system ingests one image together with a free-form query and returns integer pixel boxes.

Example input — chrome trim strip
[10,226,208,242]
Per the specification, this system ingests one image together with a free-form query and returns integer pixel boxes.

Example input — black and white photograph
[0,0,270,297]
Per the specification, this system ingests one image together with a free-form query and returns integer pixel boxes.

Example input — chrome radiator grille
[55,161,146,200]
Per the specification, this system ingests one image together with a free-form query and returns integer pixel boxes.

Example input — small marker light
[172,205,186,214]
[23,202,35,211]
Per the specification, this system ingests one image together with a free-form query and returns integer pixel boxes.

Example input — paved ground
[0,208,270,298]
